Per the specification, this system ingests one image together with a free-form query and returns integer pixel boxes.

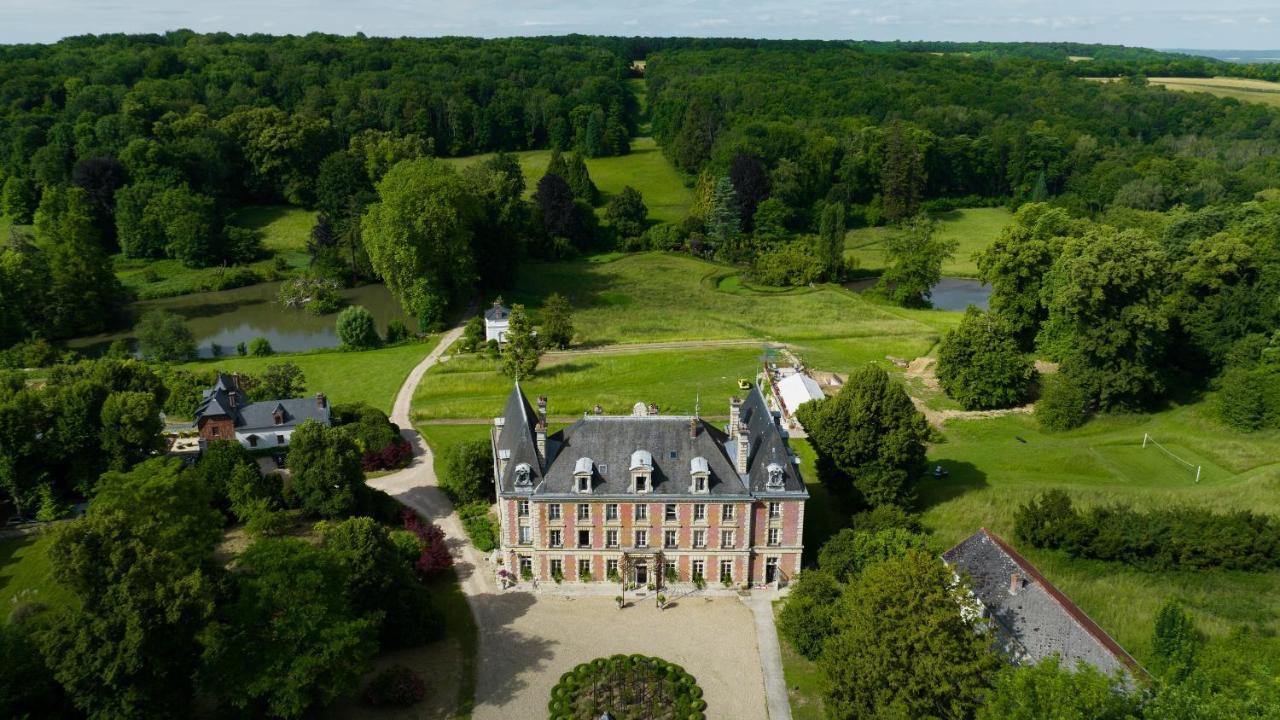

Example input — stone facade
[491,383,806,588]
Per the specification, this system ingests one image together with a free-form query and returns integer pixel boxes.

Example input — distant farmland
[1090,75,1280,108]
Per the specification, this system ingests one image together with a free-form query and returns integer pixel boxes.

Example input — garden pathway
[369,327,783,720]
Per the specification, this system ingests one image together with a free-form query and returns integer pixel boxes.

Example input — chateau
[491,383,807,588]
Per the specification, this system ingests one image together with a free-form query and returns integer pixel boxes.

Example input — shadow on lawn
[915,460,988,512]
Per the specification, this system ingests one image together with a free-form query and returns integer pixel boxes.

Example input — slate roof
[192,373,330,432]
[485,303,510,323]
[493,383,807,500]
[942,529,1145,681]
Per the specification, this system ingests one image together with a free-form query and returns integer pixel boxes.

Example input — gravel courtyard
[469,588,769,720]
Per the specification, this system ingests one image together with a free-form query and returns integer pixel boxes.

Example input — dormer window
[689,456,710,494]
[630,449,653,494]
[766,462,786,490]
[513,463,533,489]
[273,410,284,425]
[574,457,593,494]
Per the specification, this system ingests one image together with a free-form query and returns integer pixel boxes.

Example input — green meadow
[175,338,437,415]
[115,204,316,299]
[494,251,952,372]
[440,136,693,224]
[0,532,76,620]
[844,207,1013,278]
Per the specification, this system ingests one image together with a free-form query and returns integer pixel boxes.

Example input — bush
[136,309,196,362]
[1036,372,1090,431]
[248,337,274,357]
[203,267,260,292]
[337,305,381,350]
[384,319,409,344]
[1015,490,1280,571]
[777,569,841,660]
[441,440,493,505]
[459,501,498,552]
[1218,366,1268,431]
[363,665,426,707]
[748,239,824,287]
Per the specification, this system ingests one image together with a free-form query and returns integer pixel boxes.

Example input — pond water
[843,276,991,312]
[68,282,412,358]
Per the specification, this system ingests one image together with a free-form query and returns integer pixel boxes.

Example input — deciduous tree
[501,304,541,380]
[937,307,1036,410]
[541,292,574,349]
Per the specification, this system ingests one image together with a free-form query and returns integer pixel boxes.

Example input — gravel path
[368,326,779,719]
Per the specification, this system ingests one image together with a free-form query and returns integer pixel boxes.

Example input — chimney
[736,425,750,474]
[228,390,238,408]
[1009,572,1024,595]
[316,392,327,409]
[729,396,742,436]
[231,372,241,390]
[689,417,699,439]
[535,421,547,466]
[537,395,547,425]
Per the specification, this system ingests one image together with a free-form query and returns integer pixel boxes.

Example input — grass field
[917,400,1280,664]
[844,207,1012,278]
[495,252,951,373]
[115,205,315,299]
[176,338,437,415]
[1089,76,1280,108]
[413,347,764,422]
[0,531,75,621]
[441,136,692,224]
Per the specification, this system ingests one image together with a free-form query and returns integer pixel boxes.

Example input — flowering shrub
[402,510,453,578]
[361,441,413,471]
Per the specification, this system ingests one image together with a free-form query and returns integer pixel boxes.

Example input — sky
[0,0,1277,50]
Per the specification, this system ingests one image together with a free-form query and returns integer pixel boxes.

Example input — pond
[843,276,991,311]
[68,282,412,358]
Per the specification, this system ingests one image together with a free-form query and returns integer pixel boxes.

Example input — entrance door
[765,557,779,584]
[634,563,648,585]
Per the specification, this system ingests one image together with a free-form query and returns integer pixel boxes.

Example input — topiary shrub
[546,654,706,720]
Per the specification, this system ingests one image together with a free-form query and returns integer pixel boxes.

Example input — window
[635,475,649,492]
[519,556,532,577]
[769,501,782,519]
[578,529,591,548]
[694,475,707,492]
[634,504,648,521]
[720,559,733,583]
[692,530,706,548]
[210,426,220,437]
[247,435,258,448]
[720,530,734,549]
[693,504,706,521]
[634,530,648,548]
[550,558,563,578]
[664,529,678,548]
[518,500,529,517]
[577,475,591,492]
[692,559,705,580]
[606,529,619,548]
[721,504,735,521]
[550,529,563,547]
[606,559,619,577]
[548,503,562,520]
[664,560,677,580]
[768,528,781,546]
[276,434,285,445]
[578,558,591,578]
[606,503,619,520]
[577,503,590,521]
[664,504,677,521]
[518,525,531,544]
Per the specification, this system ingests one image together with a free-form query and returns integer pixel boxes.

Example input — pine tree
[881,121,925,223]
[541,293,574,349]
[707,176,743,261]
[501,304,542,380]
[564,154,598,205]
[545,148,567,180]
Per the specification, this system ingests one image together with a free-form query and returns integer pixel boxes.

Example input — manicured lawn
[441,136,692,224]
[791,438,848,567]
[420,424,492,458]
[918,399,1280,666]
[497,252,945,374]
[844,207,1013,278]
[0,532,75,620]
[115,205,316,299]
[176,339,437,415]
[413,348,763,422]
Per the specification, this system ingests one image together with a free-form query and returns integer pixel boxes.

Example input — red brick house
[193,373,331,449]
[491,383,807,588]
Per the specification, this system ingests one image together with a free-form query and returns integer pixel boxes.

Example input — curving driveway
[368,327,787,720]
